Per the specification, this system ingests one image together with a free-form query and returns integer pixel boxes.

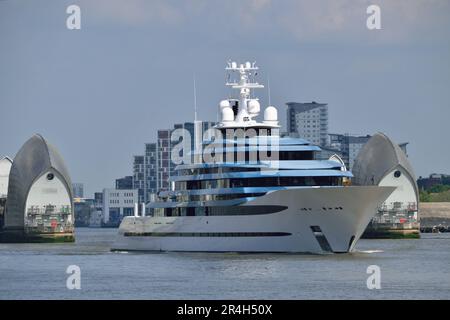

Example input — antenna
[267,75,271,106]
[193,74,202,164]
[225,61,264,123]
[193,73,198,121]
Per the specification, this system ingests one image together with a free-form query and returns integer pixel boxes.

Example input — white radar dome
[219,100,231,110]
[264,106,278,123]
[221,107,234,122]
[247,100,260,115]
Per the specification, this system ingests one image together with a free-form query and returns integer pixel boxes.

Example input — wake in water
[355,250,384,254]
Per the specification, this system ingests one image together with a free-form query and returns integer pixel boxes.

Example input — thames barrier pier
[0,134,75,243]
[352,133,420,239]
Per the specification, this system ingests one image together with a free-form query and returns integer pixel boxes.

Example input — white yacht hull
[111,186,394,254]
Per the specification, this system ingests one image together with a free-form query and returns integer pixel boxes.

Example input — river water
[0,228,449,299]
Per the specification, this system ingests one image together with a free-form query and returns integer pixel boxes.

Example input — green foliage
[419,191,431,202]
[428,184,450,194]
[420,185,450,202]
[430,190,450,202]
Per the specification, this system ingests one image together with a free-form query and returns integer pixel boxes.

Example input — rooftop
[286,102,328,113]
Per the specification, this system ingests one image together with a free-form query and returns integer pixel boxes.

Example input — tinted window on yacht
[219,150,314,162]
[207,205,287,216]
[177,193,266,202]
[177,176,343,191]
[178,176,342,190]
[186,207,195,216]
[156,205,287,217]
[279,151,314,160]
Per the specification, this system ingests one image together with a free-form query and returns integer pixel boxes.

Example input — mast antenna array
[224,61,264,124]
[217,61,279,128]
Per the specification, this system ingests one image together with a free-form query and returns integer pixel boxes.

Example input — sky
[1,0,449,196]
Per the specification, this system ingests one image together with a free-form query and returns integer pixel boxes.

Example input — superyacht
[112,62,394,253]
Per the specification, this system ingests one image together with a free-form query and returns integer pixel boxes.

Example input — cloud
[273,0,450,44]
[79,0,450,45]
[83,0,185,27]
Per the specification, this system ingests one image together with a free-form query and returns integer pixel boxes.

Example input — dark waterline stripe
[124,232,292,237]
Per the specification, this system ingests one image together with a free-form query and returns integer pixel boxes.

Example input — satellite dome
[264,106,278,123]
[219,100,231,110]
[221,107,234,122]
[247,100,260,115]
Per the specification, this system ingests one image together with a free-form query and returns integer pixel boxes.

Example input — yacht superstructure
[112,62,394,253]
